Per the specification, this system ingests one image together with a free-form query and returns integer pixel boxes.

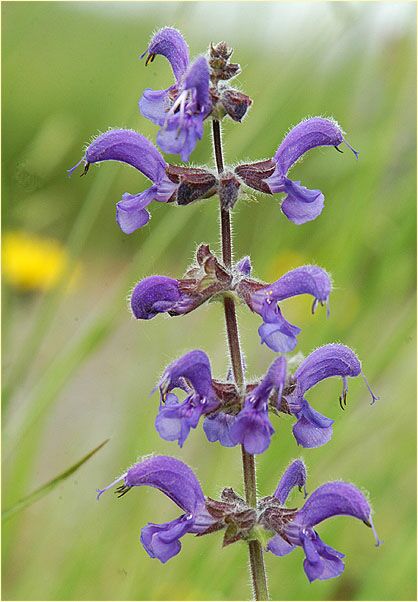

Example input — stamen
[145,53,156,66]
[96,472,127,500]
[166,90,188,123]
[80,163,90,177]
[339,377,348,411]
[334,145,344,154]
[115,484,133,498]
[298,484,308,499]
[326,297,331,319]
[361,372,379,405]
[311,298,318,315]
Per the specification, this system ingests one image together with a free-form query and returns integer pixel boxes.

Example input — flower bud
[221,89,252,122]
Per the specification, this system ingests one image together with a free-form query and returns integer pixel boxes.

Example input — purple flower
[68,129,177,234]
[274,458,308,504]
[242,265,332,353]
[235,255,252,277]
[235,117,358,225]
[156,350,220,447]
[130,259,233,322]
[97,455,215,563]
[229,357,286,454]
[130,275,194,319]
[286,343,377,448]
[203,412,237,447]
[265,460,380,582]
[140,28,212,161]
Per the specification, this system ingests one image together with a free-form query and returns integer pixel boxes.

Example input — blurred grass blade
[4,204,197,457]
[2,439,109,522]
[2,106,139,408]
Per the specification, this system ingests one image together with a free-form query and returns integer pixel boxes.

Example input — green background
[2,2,416,600]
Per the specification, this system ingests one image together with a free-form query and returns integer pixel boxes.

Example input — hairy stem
[212,119,269,601]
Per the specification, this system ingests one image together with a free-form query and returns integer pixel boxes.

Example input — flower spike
[83,25,379,595]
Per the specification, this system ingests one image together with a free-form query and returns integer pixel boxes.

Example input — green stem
[212,119,269,601]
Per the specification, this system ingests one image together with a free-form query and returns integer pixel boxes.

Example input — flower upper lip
[234,117,359,225]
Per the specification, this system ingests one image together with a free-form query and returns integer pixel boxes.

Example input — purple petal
[116,189,155,234]
[281,179,324,225]
[157,112,204,162]
[153,174,179,203]
[139,88,170,127]
[301,531,345,582]
[236,256,252,276]
[299,400,334,429]
[251,265,331,311]
[293,344,362,396]
[273,117,344,176]
[258,309,301,353]
[184,56,210,110]
[292,415,333,448]
[273,265,331,303]
[249,357,287,410]
[125,455,205,514]
[155,398,204,447]
[296,481,372,529]
[130,275,182,320]
[144,27,190,81]
[85,129,166,183]
[304,554,345,582]
[140,515,192,563]
[292,401,334,448]
[274,459,307,504]
[229,405,274,455]
[267,534,296,556]
[203,413,237,447]
[160,350,215,401]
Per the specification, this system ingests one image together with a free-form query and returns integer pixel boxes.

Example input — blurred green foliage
[2,2,416,600]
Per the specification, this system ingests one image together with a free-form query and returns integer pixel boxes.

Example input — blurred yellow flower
[2,230,79,292]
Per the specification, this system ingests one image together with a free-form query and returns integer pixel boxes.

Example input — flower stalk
[213,118,269,601]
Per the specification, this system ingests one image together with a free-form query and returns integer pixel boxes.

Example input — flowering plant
[71,27,380,599]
